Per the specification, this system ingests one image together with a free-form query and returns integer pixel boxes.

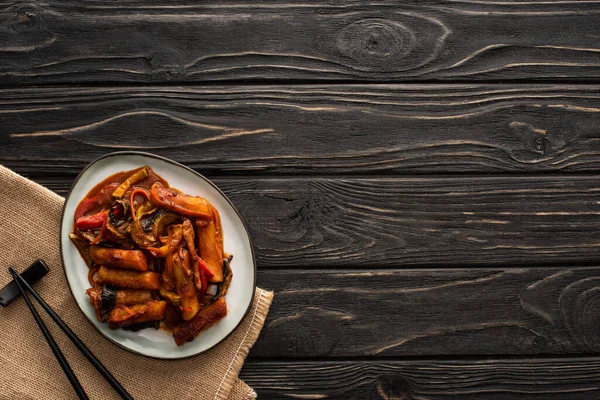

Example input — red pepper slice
[74,183,119,221]
[198,266,207,298]
[198,258,214,280]
[197,258,214,298]
[75,198,98,222]
[111,203,124,219]
[75,210,109,230]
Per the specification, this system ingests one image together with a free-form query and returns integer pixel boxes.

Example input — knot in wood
[280,321,316,356]
[1,4,55,52]
[375,374,413,400]
[560,278,600,352]
[15,10,35,30]
[534,136,547,153]
[8,5,43,33]
[336,19,415,70]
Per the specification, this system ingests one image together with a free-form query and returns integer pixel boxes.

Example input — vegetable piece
[214,256,233,300]
[75,210,109,230]
[100,286,118,311]
[162,252,176,292]
[130,202,158,248]
[129,188,150,220]
[103,219,128,243]
[76,230,101,244]
[74,183,119,221]
[103,201,130,243]
[149,182,212,219]
[182,219,203,291]
[101,200,129,244]
[172,246,199,321]
[97,266,160,290]
[144,210,180,240]
[130,206,179,249]
[108,300,167,329]
[146,224,183,258]
[75,205,126,244]
[173,297,227,346]
[131,209,181,248]
[90,245,148,271]
[195,206,225,282]
[159,288,181,306]
[198,258,215,280]
[78,204,125,243]
[196,258,214,297]
[198,263,207,299]
[135,200,156,220]
[112,167,149,199]
[182,219,199,261]
[90,221,106,245]
[109,200,129,222]
[86,286,115,322]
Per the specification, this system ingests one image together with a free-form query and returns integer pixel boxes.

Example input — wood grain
[4,85,600,175]
[3,0,599,393]
[249,268,600,357]
[1,2,600,83]
[240,358,600,399]
[36,175,600,269]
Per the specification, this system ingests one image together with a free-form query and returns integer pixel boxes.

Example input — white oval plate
[60,152,256,359]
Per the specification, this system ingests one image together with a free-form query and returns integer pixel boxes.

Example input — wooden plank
[249,268,600,357]
[240,358,600,400]
[3,85,600,175]
[1,2,600,83]
[35,175,600,269]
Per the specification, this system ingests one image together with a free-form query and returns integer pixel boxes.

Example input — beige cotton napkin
[0,165,273,400]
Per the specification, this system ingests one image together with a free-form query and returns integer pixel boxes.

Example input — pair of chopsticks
[8,267,134,400]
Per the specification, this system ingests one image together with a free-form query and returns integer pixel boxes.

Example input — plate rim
[59,151,257,360]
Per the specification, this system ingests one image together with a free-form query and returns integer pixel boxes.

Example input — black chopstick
[9,268,89,400]
[8,267,134,400]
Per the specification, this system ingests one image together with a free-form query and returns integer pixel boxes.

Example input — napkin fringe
[214,289,273,400]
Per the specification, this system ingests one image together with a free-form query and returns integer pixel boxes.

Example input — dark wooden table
[3,1,600,398]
